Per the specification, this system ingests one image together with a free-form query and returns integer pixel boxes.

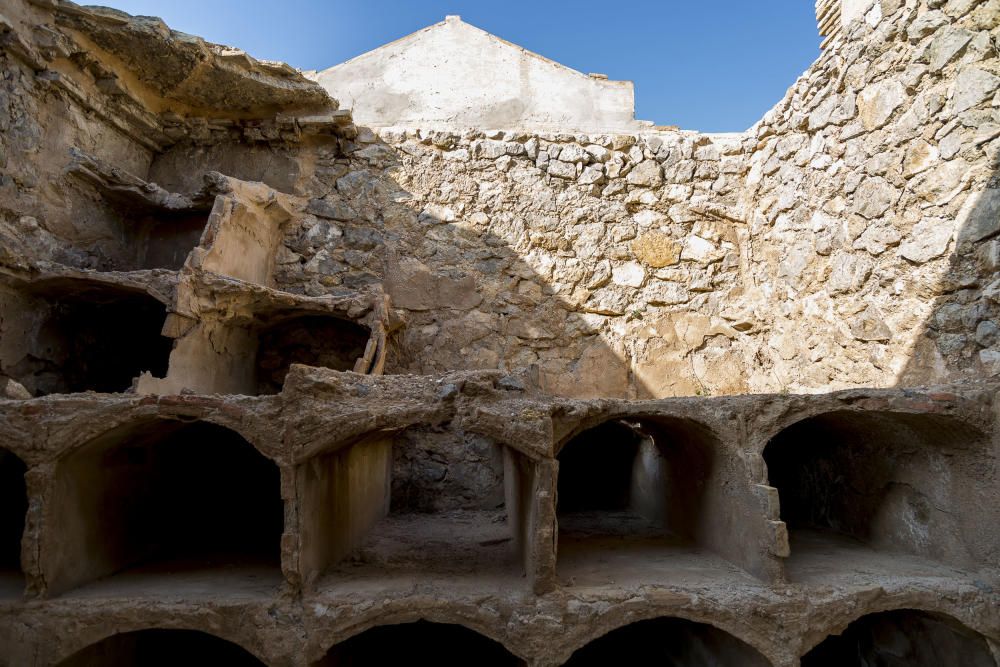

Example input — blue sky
[98,1,821,132]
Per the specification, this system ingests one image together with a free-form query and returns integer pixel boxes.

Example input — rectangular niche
[0,278,172,396]
[67,149,214,272]
[554,416,756,588]
[298,428,533,589]
[255,313,372,395]
[763,410,995,583]
[42,420,284,597]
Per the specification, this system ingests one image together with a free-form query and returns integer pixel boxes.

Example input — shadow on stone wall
[253,131,663,400]
[897,163,999,385]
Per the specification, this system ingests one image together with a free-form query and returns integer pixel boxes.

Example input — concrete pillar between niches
[503,448,536,581]
[528,458,558,594]
[137,321,257,396]
[279,464,300,591]
[20,463,50,599]
[297,438,392,589]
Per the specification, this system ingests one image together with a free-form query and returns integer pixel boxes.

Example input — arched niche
[313,621,524,666]
[0,447,27,598]
[2,279,171,396]
[563,616,771,666]
[43,420,283,596]
[57,629,264,666]
[255,313,371,394]
[802,609,996,667]
[555,416,756,584]
[763,410,994,578]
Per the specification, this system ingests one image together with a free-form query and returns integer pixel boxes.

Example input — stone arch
[801,608,997,667]
[55,628,267,666]
[41,418,284,596]
[0,447,27,595]
[312,619,524,666]
[51,403,268,465]
[560,614,774,666]
[762,409,994,571]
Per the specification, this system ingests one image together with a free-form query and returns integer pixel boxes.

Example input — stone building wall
[271,0,1000,399]
[741,0,1000,391]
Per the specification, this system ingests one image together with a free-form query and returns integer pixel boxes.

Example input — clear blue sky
[98,1,821,132]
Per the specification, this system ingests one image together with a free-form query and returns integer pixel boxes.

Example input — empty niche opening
[14,280,172,395]
[58,629,265,667]
[802,609,996,667]
[255,314,371,394]
[303,429,517,582]
[763,410,987,573]
[556,417,714,542]
[125,209,209,271]
[563,617,771,667]
[0,448,27,597]
[48,420,283,595]
[375,430,512,573]
[314,621,524,667]
[65,149,212,271]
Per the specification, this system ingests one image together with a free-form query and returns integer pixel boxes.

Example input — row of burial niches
[6,408,995,599]
[1,149,374,397]
[552,409,996,588]
[44,609,1000,667]
[26,420,524,598]
[0,278,371,397]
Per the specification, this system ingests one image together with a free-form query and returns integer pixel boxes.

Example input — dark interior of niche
[57,629,265,667]
[24,284,172,395]
[556,418,713,541]
[124,210,209,271]
[314,621,524,667]
[389,430,506,514]
[70,421,282,571]
[558,421,642,514]
[563,617,771,667]
[802,610,996,667]
[255,314,371,394]
[763,412,952,541]
[0,449,27,572]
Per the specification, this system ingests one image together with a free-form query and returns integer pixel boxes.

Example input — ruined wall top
[309,15,643,134]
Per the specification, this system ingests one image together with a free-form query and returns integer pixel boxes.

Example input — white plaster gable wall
[311,16,640,133]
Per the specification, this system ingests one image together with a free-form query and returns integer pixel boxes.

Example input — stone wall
[741,0,1000,391]
[276,0,999,398]
[272,126,747,399]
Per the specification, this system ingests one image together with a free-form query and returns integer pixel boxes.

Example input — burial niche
[314,621,523,667]
[255,313,371,394]
[46,420,282,595]
[563,616,771,666]
[802,609,996,667]
[763,410,989,571]
[58,629,264,666]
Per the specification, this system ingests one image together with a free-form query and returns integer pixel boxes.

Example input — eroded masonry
[0,0,998,665]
